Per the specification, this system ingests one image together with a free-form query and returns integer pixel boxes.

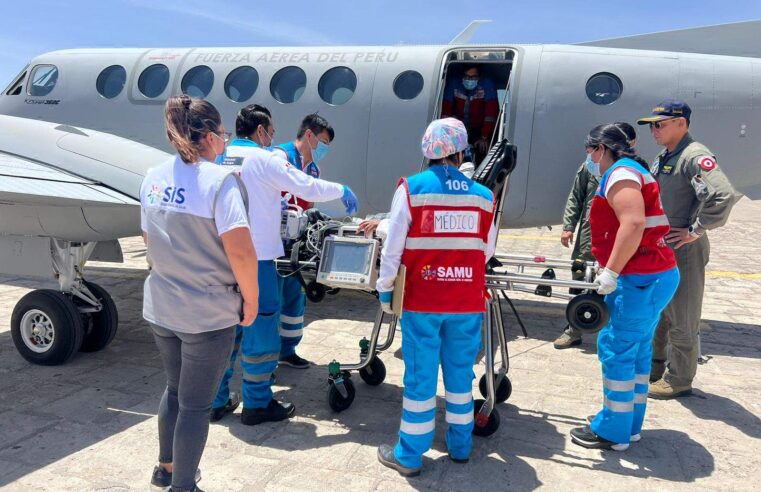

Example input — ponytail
[164,95,222,164]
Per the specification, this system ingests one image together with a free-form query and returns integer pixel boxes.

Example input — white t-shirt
[604,167,642,197]
[140,157,249,237]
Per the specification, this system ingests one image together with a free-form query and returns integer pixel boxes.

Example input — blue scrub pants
[394,311,483,468]
[591,267,680,443]
[277,274,306,358]
[213,260,281,410]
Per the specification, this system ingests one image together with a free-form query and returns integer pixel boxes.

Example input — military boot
[650,359,666,383]
[648,378,692,399]
[553,326,582,349]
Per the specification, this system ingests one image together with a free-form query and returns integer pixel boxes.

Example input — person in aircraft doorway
[441,65,499,164]
[210,106,358,426]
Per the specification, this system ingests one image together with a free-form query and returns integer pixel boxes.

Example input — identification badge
[661,165,674,175]
[433,210,480,233]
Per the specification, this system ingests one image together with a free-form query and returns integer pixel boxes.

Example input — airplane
[1,20,760,365]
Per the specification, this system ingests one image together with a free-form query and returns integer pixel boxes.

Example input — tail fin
[578,20,761,58]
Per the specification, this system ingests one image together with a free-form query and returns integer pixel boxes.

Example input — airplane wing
[0,151,138,207]
[578,20,761,58]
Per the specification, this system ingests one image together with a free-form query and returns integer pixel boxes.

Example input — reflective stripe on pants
[278,274,305,358]
[393,311,482,468]
[591,268,679,443]
[213,260,281,410]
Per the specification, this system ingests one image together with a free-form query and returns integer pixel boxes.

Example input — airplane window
[393,70,424,100]
[318,67,357,105]
[28,65,58,97]
[182,65,214,99]
[138,64,170,98]
[586,72,623,105]
[270,66,306,104]
[96,65,127,99]
[225,66,258,102]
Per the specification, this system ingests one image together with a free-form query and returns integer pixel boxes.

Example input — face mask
[214,150,226,164]
[311,136,330,163]
[463,78,478,90]
[585,151,601,177]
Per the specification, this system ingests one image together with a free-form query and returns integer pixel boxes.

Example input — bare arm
[604,181,646,273]
[220,228,259,326]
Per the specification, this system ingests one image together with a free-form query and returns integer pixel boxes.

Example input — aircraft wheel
[478,374,512,403]
[328,377,356,412]
[566,293,609,334]
[472,399,501,437]
[79,281,118,352]
[359,357,386,386]
[11,290,84,365]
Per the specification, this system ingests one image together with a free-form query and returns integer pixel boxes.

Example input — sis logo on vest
[148,185,187,208]
[420,265,474,282]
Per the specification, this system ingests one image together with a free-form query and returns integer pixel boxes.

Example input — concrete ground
[1,198,760,491]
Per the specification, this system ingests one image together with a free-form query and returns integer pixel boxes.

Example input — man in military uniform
[554,162,598,349]
[637,100,740,399]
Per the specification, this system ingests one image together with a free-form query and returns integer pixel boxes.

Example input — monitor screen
[324,240,372,274]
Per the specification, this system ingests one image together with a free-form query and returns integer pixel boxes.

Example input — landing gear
[9,240,120,365]
[78,281,118,353]
[11,290,84,365]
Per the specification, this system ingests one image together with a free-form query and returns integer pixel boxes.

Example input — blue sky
[1,0,759,85]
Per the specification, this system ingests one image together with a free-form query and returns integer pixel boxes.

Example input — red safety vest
[590,159,676,275]
[400,166,495,313]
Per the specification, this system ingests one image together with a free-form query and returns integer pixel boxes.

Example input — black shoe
[240,399,296,426]
[377,444,421,477]
[279,353,310,369]
[169,486,205,492]
[448,453,469,464]
[210,392,241,422]
[150,465,201,492]
[585,415,641,442]
[570,425,629,451]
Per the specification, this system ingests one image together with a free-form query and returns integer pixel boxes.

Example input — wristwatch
[688,225,703,238]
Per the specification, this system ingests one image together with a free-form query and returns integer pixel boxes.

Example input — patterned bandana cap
[421,117,469,159]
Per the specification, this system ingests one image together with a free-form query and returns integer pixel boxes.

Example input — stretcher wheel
[566,293,609,334]
[359,357,386,386]
[305,281,326,303]
[472,399,500,437]
[478,374,512,403]
[327,377,356,412]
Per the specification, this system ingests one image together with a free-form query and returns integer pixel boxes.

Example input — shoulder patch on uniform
[699,156,717,171]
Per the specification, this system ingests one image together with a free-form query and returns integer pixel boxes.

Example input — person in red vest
[570,123,679,451]
[375,118,497,476]
[441,65,499,162]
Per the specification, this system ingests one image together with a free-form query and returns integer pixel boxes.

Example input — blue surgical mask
[585,153,601,177]
[463,78,478,90]
[312,140,329,163]
[214,150,226,164]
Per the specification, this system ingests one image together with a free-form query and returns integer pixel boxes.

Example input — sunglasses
[214,131,232,143]
[649,118,680,130]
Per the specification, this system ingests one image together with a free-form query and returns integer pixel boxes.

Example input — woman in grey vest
[140,95,259,492]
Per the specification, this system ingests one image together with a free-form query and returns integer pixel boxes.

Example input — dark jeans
[151,324,236,489]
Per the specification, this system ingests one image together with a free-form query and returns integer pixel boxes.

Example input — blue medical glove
[341,185,359,215]
[378,290,393,315]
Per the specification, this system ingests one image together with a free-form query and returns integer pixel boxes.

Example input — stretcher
[275,139,609,436]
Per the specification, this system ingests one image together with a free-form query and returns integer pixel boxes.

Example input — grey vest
[141,158,248,333]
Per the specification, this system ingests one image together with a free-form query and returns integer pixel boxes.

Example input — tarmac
[1,198,760,491]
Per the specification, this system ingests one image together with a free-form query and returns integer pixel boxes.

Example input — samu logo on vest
[421,265,474,282]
